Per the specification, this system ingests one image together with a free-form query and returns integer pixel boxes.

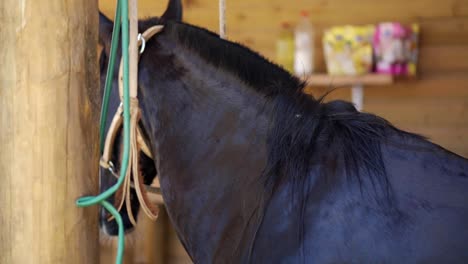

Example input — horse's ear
[160,0,183,22]
[99,12,114,56]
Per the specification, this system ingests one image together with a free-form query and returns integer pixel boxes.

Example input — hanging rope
[219,0,226,39]
[77,0,162,263]
[76,0,131,263]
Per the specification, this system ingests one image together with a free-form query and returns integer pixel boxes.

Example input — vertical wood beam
[0,1,100,263]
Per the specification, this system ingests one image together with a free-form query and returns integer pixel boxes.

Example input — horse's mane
[142,18,424,201]
[142,19,306,96]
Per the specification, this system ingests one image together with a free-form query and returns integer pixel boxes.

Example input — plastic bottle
[294,11,314,76]
[276,22,295,73]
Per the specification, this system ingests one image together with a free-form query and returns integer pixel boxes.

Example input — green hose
[99,0,122,153]
[76,0,130,263]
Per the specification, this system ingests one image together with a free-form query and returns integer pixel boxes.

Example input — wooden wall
[99,0,468,263]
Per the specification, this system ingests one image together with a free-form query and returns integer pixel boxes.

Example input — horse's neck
[139,44,273,262]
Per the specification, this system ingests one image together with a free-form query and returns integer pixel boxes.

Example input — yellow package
[323,25,374,76]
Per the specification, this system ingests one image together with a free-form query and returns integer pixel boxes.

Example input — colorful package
[373,22,419,76]
[323,25,375,76]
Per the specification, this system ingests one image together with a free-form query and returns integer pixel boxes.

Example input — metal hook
[108,161,116,173]
[108,161,120,178]
[138,33,146,54]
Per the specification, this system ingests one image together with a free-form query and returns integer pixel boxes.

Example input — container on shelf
[323,25,375,76]
[294,10,314,76]
[373,22,419,77]
[276,22,295,73]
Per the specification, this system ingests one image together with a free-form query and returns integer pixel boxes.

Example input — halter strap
[101,25,163,173]
[118,25,164,101]
[100,25,165,224]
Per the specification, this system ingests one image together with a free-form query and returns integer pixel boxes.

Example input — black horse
[98,1,468,263]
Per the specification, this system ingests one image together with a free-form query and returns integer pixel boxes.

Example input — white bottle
[294,11,314,76]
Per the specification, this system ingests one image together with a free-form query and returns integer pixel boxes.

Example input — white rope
[219,0,226,39]
[129,0,139,98]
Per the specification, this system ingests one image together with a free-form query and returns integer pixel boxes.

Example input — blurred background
[99,0,468,263]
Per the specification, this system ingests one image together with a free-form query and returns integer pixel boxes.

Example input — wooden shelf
[301,73,394,111]
[303,73,393,87]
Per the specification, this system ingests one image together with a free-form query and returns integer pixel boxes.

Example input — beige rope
[129,0,139,98]
[100,105,124,169]
[219,0,226,39]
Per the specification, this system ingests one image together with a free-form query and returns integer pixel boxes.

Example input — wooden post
[133,209,167,264]
[0,1,100,264]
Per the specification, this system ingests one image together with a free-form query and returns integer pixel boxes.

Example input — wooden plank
[366,73,468,98]
[100,0,467,31]
[419,45,468,72]
[304,72,468,99]
[0,1,100,263]
[219,1,459,30]
[366,98,468,127]
[305,74,393,87]
[419,17,468,45]
[133,211,166,264]
[453,0,468,16]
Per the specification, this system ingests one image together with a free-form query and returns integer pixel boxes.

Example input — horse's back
[381,135,468,262]
[322,135,467,263]
[251,133,468,263]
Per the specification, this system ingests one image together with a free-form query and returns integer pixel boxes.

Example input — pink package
[373,22,419,76]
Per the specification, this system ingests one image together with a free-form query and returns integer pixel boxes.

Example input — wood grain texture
[0,1,100,263]
[305,74,393,86]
